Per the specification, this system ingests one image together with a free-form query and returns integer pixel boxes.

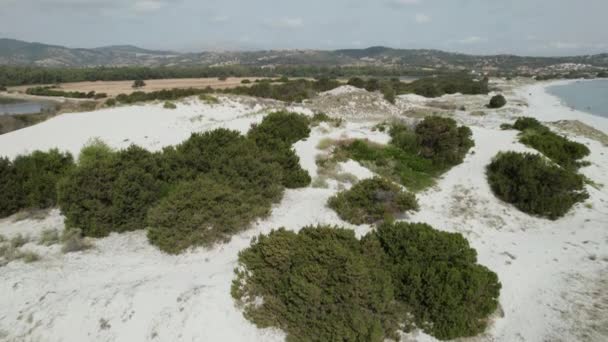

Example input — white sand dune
[0,80,607,342]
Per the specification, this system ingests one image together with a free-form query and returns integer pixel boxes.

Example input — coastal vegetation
[346,74,489,99]
[327,117,474,191]
[509,117,590,169]
[488,94,507,108]
[163,101,176,109]
[26,86,106,99]
[328,177,418,224]
[115,87,213,104]
[0,65,443,87]
[0,150,74,218]
[53,112,310,253]
[487,151,588,219]
[232,223,501,341]
[132,79,146,88]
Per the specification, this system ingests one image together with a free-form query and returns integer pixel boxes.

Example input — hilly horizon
[1,38,608,71]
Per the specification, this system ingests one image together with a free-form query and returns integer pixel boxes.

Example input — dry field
[9,77,269,97]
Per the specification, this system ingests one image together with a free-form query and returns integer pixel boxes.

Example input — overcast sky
[0,0,606,56]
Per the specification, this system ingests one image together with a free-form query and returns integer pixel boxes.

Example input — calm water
[0,100,52,116]
[547,79,608,118]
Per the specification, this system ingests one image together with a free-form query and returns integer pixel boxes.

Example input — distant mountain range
[1,38,607,73]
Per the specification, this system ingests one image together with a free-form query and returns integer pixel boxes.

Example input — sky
[0,0,607,56]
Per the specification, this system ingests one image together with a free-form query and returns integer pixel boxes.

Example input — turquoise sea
[547,79,608,118]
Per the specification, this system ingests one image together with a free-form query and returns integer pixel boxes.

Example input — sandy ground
[0,79,607,342]
[8,77,270,97]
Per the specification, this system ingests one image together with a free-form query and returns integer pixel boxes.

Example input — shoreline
[518,79,608,133]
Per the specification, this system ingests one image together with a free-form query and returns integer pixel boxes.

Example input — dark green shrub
[347,77,366,88]
[25,86,96,99]
[512,117,545,131]
[232,226,406,342]
[310,112,331,124]
[511,117,590,169]
[415,116,474,167]
[381,84,396,104]
[332,118,473,192]
[0,150,74,218]
[233,223,501,341]
[248,111,310,147]
[132,79,146,88]
[105,98,116,107]
[12,149,75,210]
[248,111,311,188]
[58,144,164,237]
[328,177,418,224]
[368,221,501,340]
[487,152,588,219]
[163,101,177,109]
[401,74,489,98]
[147,174,279,254]
[488,94,507,108]
[241,79,251,84]
[0,157,23,217]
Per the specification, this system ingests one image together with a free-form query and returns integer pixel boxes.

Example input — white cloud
[414,13,431,23]
[9,0,176,12]
[267,17,304,29]
[391,0,420,5]
[456,36,487,44]
[387,0,421,9]
[133,1,164,12]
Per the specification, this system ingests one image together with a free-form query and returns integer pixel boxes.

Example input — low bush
[488,94,507,108]
[487,152,589,219]
[0,157,22,217]
[241,79,251,84]
[132,79,146,88]
[369,222,501,339]
[39,229,60,246]
[115,87,214,104]
[105,98,116,107]
[248,111,310,147]
[26,86,98,99]
[198,94,219,104]
[233,226,405,342]
[61,228,93,253]
[57,116,309,250]
[332,117,474,192]
[512,117,545,131]
[147,174,279,254]
[248,111,311,188]
[233,223,501,341]
[0,150,74,218]
[414,116,474,167]
[163,101,177,109]
[511,117,590,169]
[58,143,165,237]
[348,75,489,99]
[328,177,418,224]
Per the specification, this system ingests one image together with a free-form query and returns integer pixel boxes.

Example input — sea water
[547,79,608,119]
[0,100,52,116]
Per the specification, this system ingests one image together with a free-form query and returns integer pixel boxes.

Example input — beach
[0,79,606,342]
